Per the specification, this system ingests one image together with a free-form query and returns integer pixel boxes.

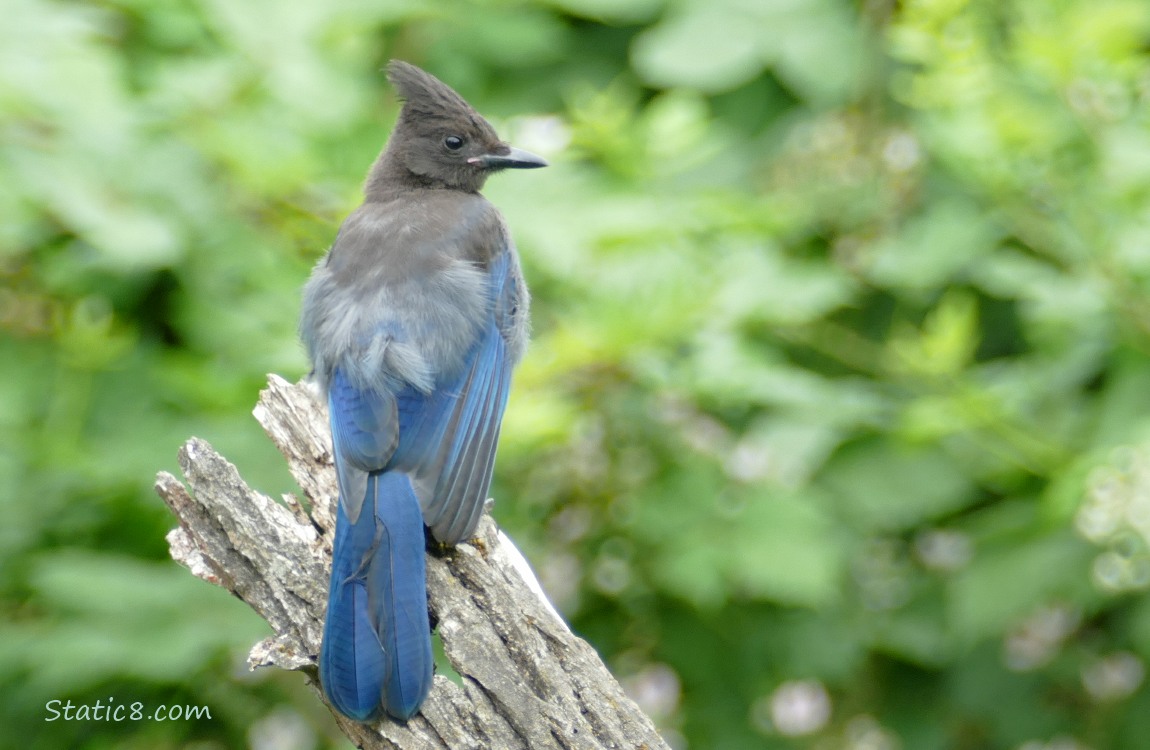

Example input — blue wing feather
[329,369,397,470]
[430,325,510,541]
[329,370,398,523]
[389,251,517,543]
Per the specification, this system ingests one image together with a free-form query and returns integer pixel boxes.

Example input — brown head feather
[367,61,520,195]
[386,61,475,122]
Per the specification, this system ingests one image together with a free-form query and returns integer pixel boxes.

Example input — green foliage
[5,0,1150,747]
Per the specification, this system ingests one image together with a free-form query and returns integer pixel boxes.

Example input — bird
[298,60,546,723]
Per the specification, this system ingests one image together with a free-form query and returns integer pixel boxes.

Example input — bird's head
[380,60,547,193]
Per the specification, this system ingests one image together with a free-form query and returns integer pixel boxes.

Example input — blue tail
[319,472,434,721]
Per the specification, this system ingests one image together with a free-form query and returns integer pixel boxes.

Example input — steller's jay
[299,60,546,722]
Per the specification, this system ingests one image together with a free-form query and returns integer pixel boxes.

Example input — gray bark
[153,374,669,750]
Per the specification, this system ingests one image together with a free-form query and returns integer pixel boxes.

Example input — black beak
[469,145,548,170]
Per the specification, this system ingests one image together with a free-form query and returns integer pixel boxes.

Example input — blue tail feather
[320,471,433,721]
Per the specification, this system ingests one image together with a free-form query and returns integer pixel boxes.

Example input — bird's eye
[444,135,464,151]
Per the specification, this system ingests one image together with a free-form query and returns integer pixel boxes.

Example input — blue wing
[327,370,396,522]
[388,249,518,544]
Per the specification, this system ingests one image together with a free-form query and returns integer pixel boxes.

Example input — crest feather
[386,60,476,120]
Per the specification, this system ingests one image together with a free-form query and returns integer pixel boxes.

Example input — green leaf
[821,439,977,532]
